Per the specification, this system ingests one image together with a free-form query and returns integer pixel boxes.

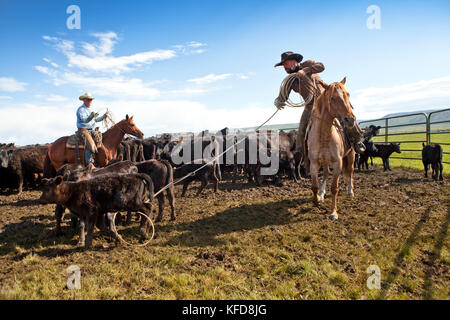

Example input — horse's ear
[340,77,347,85]
[126,114,129,120]
[130,115,134,120]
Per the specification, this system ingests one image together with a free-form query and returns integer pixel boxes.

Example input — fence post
[426,113,431,144]
[385,118,389,144]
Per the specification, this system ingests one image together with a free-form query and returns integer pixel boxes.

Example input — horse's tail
[43,151,56,178]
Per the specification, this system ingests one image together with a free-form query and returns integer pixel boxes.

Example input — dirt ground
[0,165,448,300]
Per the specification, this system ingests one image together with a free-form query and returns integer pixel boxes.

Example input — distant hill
[382,108,448,119]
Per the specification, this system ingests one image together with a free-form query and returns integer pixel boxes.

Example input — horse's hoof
[329,213,338,220]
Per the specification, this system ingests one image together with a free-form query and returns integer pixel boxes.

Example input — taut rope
[112,74,314,247]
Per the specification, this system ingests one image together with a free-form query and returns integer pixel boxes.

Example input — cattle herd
[0,126,445,249]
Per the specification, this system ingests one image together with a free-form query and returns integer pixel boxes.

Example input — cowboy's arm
[94,114,105,122]
[77,107,95,123]
[300,60,325,75]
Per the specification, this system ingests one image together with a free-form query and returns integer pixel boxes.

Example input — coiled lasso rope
[111,211,155,247]
[274,73,316,109]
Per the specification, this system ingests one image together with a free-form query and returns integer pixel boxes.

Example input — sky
[0,0,449,145]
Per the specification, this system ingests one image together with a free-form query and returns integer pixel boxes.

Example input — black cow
[53,161,137,235]
[0,145,48,194]
[374,143,401,171]
[39,173,154,249]
[422,143,444,181]
[174,161,220,197]
[357,140,378,171]
[135,160,175,222]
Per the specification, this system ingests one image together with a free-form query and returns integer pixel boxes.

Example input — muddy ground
[0,166,448,299]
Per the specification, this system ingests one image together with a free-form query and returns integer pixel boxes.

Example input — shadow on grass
[377,205,434,299]
[0,198,40,207]
[160,199,303,247]
[0,213,78,257]
[422,201,450,300]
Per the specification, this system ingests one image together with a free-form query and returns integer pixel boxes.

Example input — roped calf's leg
[54,204,65,235]
[78,218,86,247]
[84,214,96,249]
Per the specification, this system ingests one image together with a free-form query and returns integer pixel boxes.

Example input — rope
[111,211,155,247]
[274,73,316,109]
[152,74,316,198]
[152,108,281,198]
[110,74,311,247]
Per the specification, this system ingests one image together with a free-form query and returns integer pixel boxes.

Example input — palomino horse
[306,77,356,220]
[45,115,144,175]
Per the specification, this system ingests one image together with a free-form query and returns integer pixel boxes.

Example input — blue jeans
[85,149,94,165]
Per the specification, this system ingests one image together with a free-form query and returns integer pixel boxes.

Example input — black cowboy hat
[274,51,303,67]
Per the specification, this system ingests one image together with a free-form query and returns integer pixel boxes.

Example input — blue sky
[0,0,449,145]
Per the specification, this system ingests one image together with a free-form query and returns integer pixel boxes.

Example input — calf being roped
[53,161,138,236]
[40,173,154,249]
[422,143,443,181]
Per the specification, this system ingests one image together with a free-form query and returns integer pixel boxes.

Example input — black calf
[422,143,444,181]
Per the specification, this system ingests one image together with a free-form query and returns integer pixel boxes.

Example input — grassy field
[0,167,448,300]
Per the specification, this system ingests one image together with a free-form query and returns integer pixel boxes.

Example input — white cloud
[0,77,27,92]
[351,76,450,120]
[0,98,297,145]
[46,94,69,102]
[43,58,59,68]
[188,73,233,85]
[187,41,207,48]
[43,33,177,74]
[35,65,58,77]
[172,41,207,55]
[0,96,12,100]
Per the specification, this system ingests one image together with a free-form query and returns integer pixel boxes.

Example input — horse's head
[324,77,356,129]
[119,115,144,139]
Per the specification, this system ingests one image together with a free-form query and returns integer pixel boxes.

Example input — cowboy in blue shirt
[76,93,108,166]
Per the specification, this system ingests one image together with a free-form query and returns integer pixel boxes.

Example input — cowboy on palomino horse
[76,93,109,168]
[274,51,366,171]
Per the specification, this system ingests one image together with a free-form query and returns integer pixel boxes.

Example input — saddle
[66,129,103,165]
[303,119,351,168]
[66,129,102,149]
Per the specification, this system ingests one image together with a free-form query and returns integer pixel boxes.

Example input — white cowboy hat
[79,92,95,101]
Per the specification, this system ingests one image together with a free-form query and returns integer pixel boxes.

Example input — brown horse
[45,115,144,174]
[306,77,356,220]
